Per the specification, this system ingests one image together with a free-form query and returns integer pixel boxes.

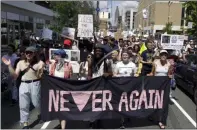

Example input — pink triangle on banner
[71,91,92,111]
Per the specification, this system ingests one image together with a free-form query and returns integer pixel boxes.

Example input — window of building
[46,20,50,24]
[1,11,7,19]
[29,17,33,23]
[181,7,185,26]
[36,23,44,29]
[1,18,7,45]
[7,12,19,21]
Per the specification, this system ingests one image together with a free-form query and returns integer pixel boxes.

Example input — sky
[94,1,139,26]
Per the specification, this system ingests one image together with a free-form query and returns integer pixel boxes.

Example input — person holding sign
[49,49,73,129]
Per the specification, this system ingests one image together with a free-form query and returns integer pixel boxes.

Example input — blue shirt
[103,44,119,54]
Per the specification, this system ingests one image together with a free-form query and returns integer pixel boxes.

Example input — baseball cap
[64,39,71,46]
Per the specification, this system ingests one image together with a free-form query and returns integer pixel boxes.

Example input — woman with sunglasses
[147,50,173,129]
[78,54,92,80]
[2,46,45,129]
[49,49,73,129]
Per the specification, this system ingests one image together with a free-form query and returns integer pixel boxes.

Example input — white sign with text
[161,34,184,50]
[77,14,93,38]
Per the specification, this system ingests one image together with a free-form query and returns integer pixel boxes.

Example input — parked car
[174,54,197,104]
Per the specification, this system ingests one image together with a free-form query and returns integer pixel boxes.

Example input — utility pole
[168,1,173,23]
[96,1,100,32]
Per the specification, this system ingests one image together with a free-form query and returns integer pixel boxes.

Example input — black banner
[41,75,170,124]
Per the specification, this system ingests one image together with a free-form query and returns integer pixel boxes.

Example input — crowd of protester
[1,33,197,129]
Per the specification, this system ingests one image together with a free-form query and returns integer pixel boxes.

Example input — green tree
[183,1,197,36]
[49,1,97,33]
[162,22,173,34]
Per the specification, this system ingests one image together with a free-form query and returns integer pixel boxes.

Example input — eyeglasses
[25,51,33,55]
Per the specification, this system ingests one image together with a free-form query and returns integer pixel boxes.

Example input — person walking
[2,44,19,105]
[2,46,45,129]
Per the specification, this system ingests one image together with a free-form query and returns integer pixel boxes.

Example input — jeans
[8,75,18,101]
[19,81,41,123]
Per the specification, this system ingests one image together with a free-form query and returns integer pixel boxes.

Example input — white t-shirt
[54,63,65,78]
[114,61,137,77]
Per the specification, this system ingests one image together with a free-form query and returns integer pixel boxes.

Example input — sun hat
[25,46,37,52]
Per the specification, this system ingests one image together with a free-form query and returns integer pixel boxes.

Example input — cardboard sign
[161,34,184,50]
[62,27,75,39]
[42,28,53,40]
[77,14,93,38]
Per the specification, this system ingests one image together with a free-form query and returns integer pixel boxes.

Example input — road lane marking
[170,97,196,128]
[41,121,51,129]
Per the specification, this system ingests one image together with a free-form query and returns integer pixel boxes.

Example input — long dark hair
[25,52,39,66]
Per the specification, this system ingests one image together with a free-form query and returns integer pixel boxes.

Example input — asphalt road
[1,86,196,129]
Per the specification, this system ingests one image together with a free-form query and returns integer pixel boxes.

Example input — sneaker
[89,122,94,129]
[120,125,125,129]
[37,114,44,124]
[22,126,29,129]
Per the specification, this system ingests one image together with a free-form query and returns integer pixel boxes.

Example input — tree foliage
[183,1,197,36]
[163,22,173,34]
[49,1,97,33]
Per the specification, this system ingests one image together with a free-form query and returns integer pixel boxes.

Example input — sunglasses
[87,55,92,58]
[25,51,33,55]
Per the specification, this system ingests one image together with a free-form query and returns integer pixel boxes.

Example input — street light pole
[168,1,173,23]
[96,1,99,32]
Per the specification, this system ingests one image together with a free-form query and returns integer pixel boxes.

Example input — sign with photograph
[77,14,93,38]
[62,27,75,39]
[161,34,184,50]
[49,49,80,73]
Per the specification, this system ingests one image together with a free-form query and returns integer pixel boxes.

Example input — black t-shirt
[141,50,154,75]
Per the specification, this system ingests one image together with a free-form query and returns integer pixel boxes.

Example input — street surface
[1,86,196,129]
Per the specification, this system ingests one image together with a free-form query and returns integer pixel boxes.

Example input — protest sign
[77,14,93,38]
[49,49,80,73]
[42,28,53,40]
[41,75,170,124]
[161,34,184,50]
[62,27,75,39]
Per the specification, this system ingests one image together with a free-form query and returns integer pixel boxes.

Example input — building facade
[1,1,55,45]
[134,0,186,35]
[121,6,138,31]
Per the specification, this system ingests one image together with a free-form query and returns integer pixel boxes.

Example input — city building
[1,1,56,45]
[114,6,120,27]
[120,4,138,31]
[134,0,186,36]
[99,12,109,31]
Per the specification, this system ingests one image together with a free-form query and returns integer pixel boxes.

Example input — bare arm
[147,63,155,76]
[8,62,20,80]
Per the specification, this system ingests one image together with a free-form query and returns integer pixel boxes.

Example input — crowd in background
[1,33,197,129]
